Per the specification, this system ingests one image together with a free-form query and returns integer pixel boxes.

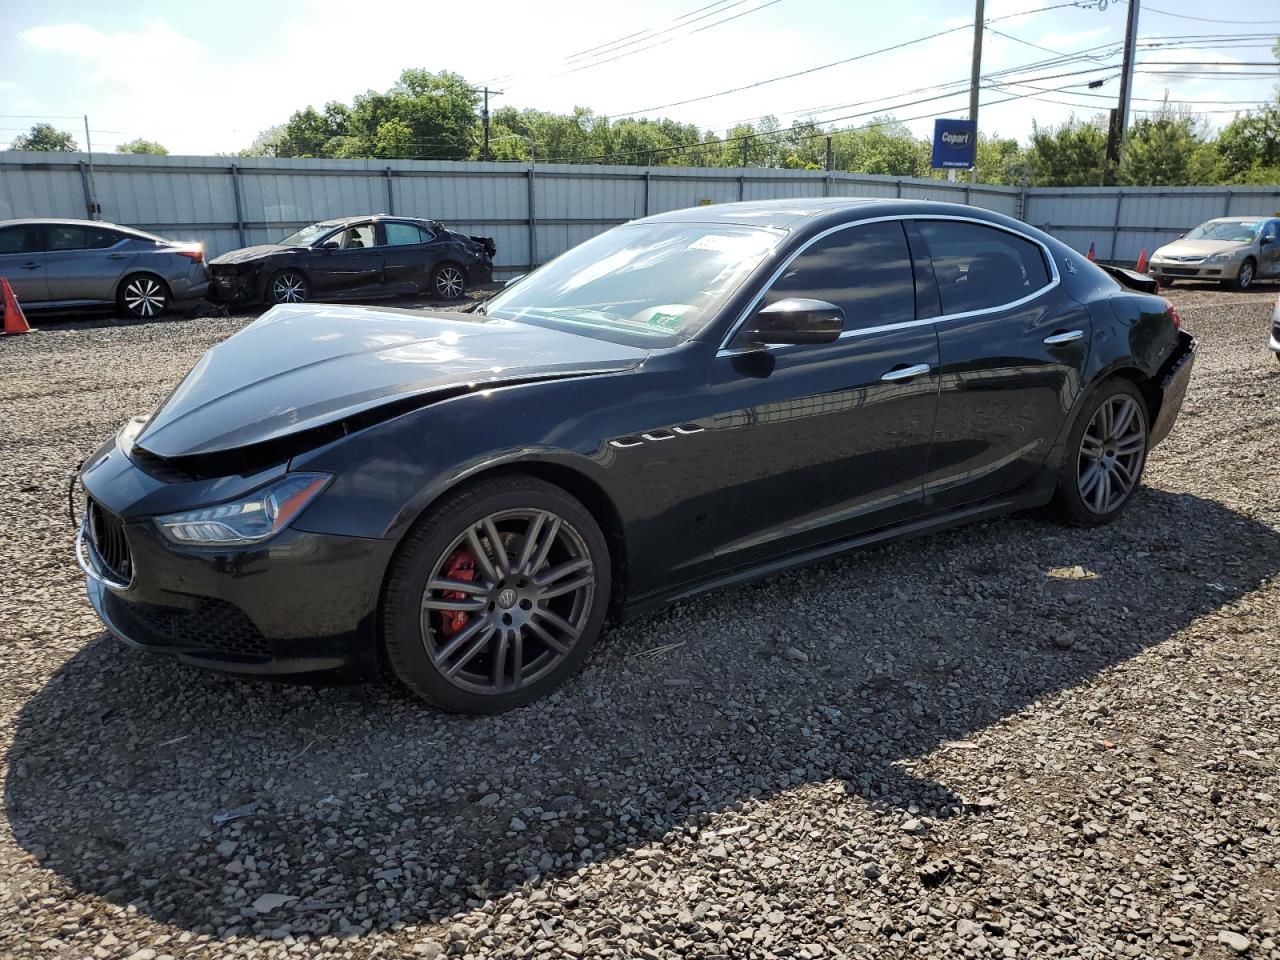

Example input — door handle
[21,262,40,270]
[1043,329,1084,345]
[106,253,127,260]
[880,362,931,382]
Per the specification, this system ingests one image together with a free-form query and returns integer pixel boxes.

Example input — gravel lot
[1,281,1278,959]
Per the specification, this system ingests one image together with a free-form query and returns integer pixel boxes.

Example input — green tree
[832,117,924,176]
[973,134,1024,184]
[116,138,168,155]
[372,118,414,158]
[1118,109,1205,186]
[1026,115,1108,186]
[1212,100,1280,183]
[9,123,78,152]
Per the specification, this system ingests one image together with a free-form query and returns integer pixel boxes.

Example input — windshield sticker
[646,311,685,329]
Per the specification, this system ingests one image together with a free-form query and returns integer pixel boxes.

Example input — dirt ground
[0,282,1277,960]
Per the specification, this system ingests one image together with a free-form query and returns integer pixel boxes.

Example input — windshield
[277,221,345,247]
[1186,220,1261,242]
[483,222,785,347]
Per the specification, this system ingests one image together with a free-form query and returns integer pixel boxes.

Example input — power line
[1126,1,1280,25]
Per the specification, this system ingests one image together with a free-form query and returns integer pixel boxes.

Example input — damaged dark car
[76,199,1196,714]
[208,215,495,305]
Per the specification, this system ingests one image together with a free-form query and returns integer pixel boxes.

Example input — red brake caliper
[438,547,477,637]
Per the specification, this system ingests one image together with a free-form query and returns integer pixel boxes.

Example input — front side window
[384,222,428,246]
[916,220,1051,315]
[483,222,784,347]
[761,221,915,331]
[325,223,374,249]
[277,221,345,247]
[85,227,122,249]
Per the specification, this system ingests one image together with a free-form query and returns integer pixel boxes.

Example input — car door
[699,219,941,570]
[911,218,1090,511]
[310,221,384,297]
[379,220,435,292]
[0,224,47,303]
[44,224,136,303]
[1259,220,1280,277]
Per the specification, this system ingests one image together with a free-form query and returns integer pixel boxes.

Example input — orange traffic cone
[1135,248,1149,273]
[1086,241,1096,262]
[2,278,33,335]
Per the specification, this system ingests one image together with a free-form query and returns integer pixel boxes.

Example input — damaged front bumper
[76,436,395,678]
[207,269,257,304]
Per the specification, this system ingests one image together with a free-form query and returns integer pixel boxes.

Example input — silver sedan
[0,218,209,319]
[1149,217,1280,291]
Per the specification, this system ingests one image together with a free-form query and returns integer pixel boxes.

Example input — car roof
[0,217,166,240]
[634,197,1021,231]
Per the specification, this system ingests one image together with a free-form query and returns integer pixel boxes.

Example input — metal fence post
[644,169,651,217]
[229,164,246,248]
[1223,189,1233,217]
[385,167,394,215]
[77,161,94,219]
[1110,193,1124,261]
[738,173,745,202]
[528,164,538,270]
[896,179,903,198]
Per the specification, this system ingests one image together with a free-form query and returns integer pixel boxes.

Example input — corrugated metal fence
[0,152,1018,277]
[3,151,1277,274]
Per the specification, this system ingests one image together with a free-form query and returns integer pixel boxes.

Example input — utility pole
[741,136,749,168]
[480,86,503,161]
[1105,0,1140,181]
[968,0,984,184]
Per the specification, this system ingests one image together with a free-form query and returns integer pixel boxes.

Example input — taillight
[1162,298,1182,331]
[176,246,204,264]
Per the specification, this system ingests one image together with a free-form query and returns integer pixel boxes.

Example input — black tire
[1051,378,1149,526]
[431,262,467,300]
[267,270,309,304]
[116,274,170,319]
[1227,257,1256,291]
[382,473,611,713]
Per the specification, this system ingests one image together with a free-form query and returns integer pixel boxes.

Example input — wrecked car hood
[135,303,648,459]
[208,245,295,266]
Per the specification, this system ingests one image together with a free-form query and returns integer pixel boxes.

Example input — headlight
[155,473,331,546]
[1204,252,1232,263]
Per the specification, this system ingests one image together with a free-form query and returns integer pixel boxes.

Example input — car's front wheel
[268,270,309,304]
[1227,257,1256,291]
[1052,379,1149,526]
[382,474,611,713]
[117,274,170,319]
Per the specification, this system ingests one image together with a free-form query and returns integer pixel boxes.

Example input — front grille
[1159,267,1202,277]
[105,594,272,658]
[87,499,133,584]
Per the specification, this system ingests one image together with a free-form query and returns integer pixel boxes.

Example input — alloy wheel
[272,273,307,303]
[1077,394,1146,514]
[1239,261,1254,289]
[435,266,465,299]
[123,278,166,318]
[419,508,595,694]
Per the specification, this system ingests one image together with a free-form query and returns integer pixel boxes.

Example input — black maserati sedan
[207,215,495,305]
[76,199,1196,713]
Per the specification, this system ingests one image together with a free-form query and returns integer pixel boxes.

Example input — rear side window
[46,225,121,251]
[916,220,1051,315]
[384,222,429,246]
[762,221,915,331]
[0,226,29,254]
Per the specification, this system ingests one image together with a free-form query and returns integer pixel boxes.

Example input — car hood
[1155,239,1249,259]
[208,244,295,265]
[135,303,648,459]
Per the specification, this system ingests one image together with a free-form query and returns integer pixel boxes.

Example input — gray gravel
[1,287,1278,959]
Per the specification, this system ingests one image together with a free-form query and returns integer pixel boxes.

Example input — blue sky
[1,0,1277,156]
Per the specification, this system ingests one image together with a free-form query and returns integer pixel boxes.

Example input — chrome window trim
[716,213,1061,356]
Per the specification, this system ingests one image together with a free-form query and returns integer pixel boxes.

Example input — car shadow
[6,488,1278,940]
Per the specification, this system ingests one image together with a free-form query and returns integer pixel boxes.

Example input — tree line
[9,61,1280,187]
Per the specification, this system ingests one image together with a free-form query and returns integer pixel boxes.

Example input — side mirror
[320,241,339,250]
[743,298,843,346]
[1261,234,1274,247]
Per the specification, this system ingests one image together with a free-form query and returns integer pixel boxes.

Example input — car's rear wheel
[268,270,309,304]
[1051,378,1149,526]
[1227,257,1256,291]
[431,263,466,300]
[117,274,170,319]
[382,474,610,713]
